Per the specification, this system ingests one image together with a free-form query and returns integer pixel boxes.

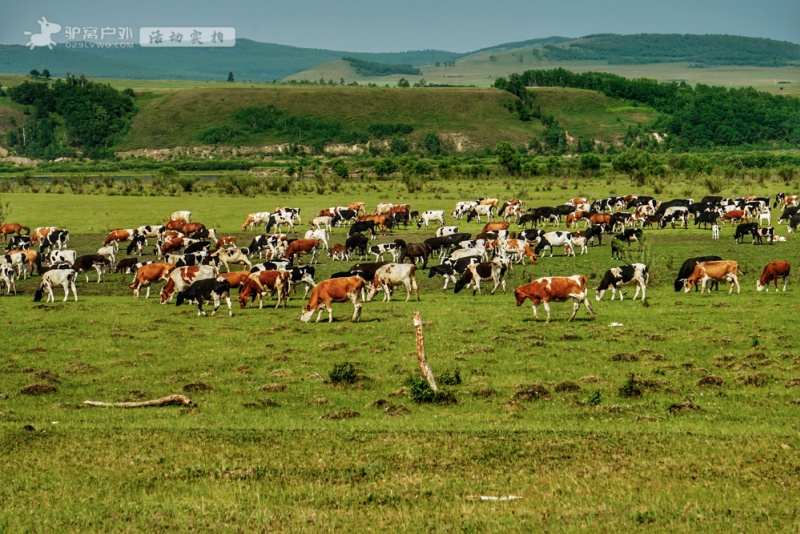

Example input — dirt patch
[473,387,498,398]
[740,373,768,387]
[183,382,213,393]
[648,354,667,361]
[384,404,411,415]
[260,383,287,393]
[668,397,701,414]
[20,383,56,395]
[128,390,149,399]
[34,370,60,383]
[320,407,361,420]
[562,333,581,341]
[785,378,800,388]
[64,362,99,375]
[554,380,581,392]
[681,361,697,370]
[25,347,47,354]
[269,368,294,378]
[366,399,390,409]
[514,384,551,402]
[388,388,409,398]
[646,334,665,341]
[611,353,638,362]
[243,399,280,408]
[580,375,600,383]
[698,375,725,387]
[503,401,529,412]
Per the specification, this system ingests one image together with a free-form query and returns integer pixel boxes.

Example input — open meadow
[2,176,800,530]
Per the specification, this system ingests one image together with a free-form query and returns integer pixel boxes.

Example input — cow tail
[21,226,30,235]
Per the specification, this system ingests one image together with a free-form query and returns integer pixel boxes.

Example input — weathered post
[413,311,438,392]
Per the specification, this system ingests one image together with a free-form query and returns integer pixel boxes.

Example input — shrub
[328,362,358,385]
[405,376,457,404]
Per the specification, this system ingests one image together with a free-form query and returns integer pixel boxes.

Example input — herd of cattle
[0,191,795,322]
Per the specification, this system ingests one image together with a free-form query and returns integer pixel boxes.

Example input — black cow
[250,259,293,272]
[392,211,410,229]
[585,224,606,246]
[72,254,110,283]
[694,211,720,229]
[423,236,455,258]
[519,229,545,242]
[332,209,357,227]
[778,206,800,224]
[7,235,31,250]
[175,277,232,317]
[345,234,370,260]
[184,241,211,254]
[655,199,692,217]
[115,258,151,275]
[674,256,723,291]
[734,223,760,244]
[616,228,643,244]
[349,221,375,238]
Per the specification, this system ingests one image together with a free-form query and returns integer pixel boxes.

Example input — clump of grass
[698,375,724,387]
[514,383,551,402]
[183,382,212,393]
[320,407,361,420]
[584,390,602,406]
[439,368,462,386]
[404,376,457,405]
[328,362,358,385]
[618,373,643,398]
[19,383,56,396]
[554,380,581,392]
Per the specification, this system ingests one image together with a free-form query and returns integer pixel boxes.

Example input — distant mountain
[0,34,796,82]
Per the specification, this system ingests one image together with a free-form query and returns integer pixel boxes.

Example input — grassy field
[2,176,800,530]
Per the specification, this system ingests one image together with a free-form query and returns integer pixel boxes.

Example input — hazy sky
[3,0,798,52]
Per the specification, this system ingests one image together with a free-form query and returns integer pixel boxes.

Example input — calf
[328,243,348,261]
[595,263,649,301]
[514,275,595,323]
[300,276,366,323]
[756,260,790,292]
[175,277,232,317]
[683,260,744,294]
[96,245,116,265]
[366,263,420,302]
[369,241,402,262]
[34,269,79,303]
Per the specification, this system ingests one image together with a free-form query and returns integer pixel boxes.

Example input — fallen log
[83,395,195,408]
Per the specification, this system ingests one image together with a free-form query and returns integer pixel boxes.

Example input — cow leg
[350,293,362,323]
[782,276,788,291]
[412,278,420,301]
[70,278,78,302]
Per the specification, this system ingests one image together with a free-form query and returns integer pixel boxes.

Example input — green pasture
[2,178,800,530]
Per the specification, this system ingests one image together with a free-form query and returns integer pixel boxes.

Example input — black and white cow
[694,210,720,229]
[369,241,402,262]
[595,263,649,301]
[428,256,480,289]
[39,230,69,253]
[250,259,293,273]
[345,234,370,260]
[264,212,295,234]
[175,277,232,317]
[331,209,358,227]
[286,265,317,299]
[126,234,147,256]
[47,249,77,266]
[72,254,111,283]
[416,210,445,229]
[435,226,459,237]
[453,259,508,296]
[533,231,575,257]
[33,268,78,302]
[349,221,376,238]
[7,235,31,250]
[0,264,16,295]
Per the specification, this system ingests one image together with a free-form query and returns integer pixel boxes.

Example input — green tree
[397,78,410,88]
[227,72,235,82]
[374,158,398,179]
[41,69,51,79]
[330,159,349,180]
[29,69,40,78]
[495,141,521,175]
[579,153,601,173]
[422,132,442,155]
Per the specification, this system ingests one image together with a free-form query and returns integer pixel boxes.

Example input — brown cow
[237,270,290,309]
[514,275,595,323]
[683,260,744,294]
[161,237,185,257]
[102,228,134,249]
[482,221,510,234]
[566,211,591,228]
[300,276,366,323]
[212,236,237,251]
[129,262,176,298]
[756,260,790,292]
[217,270,253,290]
[284,239,320,263]
[164,220,185,231]
[589,212,611,227]
[722,209,748,226]
[0,223,30,243]
[348,202,366,214]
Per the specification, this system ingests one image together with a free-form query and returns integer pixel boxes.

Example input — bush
[405,376,457,404]
[328,362,358,385]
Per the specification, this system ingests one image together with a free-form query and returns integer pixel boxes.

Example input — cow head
[33,286,44,302]
[299,307,315,322]
[175,291,187,307]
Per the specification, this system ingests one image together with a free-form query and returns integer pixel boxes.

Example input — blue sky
[3,0,798,51]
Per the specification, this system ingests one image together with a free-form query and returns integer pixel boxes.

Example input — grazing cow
[39,229,69,253]
[0,264,16,295]
[534,231,575,257]
[369,241,402,262]
[694,211,720,229]
[466,204,494,223]
[133,225,163,244]
[734,223,760,244]
[160,237,185,257]
[264,211,295,234]
[451,201,479,219]
[417,210,445,229]
[275,207,302,224]
[609,212,633,232]
[374,202,394,215]
[164,220,185,231]
[73,254,110,283]
[167,253,211,268]
[102,229,134,250]
[673,256,723,292]
[514,275,596,323]
[366,263,420,302]
[498,199,524,216]
[616,228,643,245]
[482,221,510,234]
[454,261,508,296]
[7,235,31,250]
[129,262,177,298]
[170,210,191,222]
[348,201,366,214]
[349,220,375,239]
[497,239,537,265]
[774,193,799,209]
[348,262,389,285]
[175,277,232,317]
[722,209,748,225]
[589,212,611,228]
[502,203,525,222]
[116,258,150,275]
[178,223,207,239]
[428,256,480,289]
[247,235,278,258]
[683,260,744,294]
[96,245,116,265]
[345,234,370,260]
[212,247,252,272]
[160,265,219,303]
[33,269,78,303]
[756,261,790,292]
[242,212,271,231]
[217,270,253,291]
[300,276,366,323]
[284,239,320,263]
[596,263,649,301]
[400,243,429,269]
[31,226,58,244]
[212,236,237,251]
[331,209,358,227]
[0,223,30,243]
[328,243,348,261]
[584,224,606,246]
[435,226,459,238]
[566,211,591,229]
[126,234,147,256]
[755,226,775,244]
[569,235,588,255]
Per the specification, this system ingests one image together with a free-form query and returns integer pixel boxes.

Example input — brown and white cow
[242,212,271,231]
[756,260,790,292]
[129,262,177,298]
[32,226,59,244]
[683,260,744,294]
[217,270,253,290]
[482,221,510,234]
[284,239,320,263]
[160,265,218,303]
[300,276,366,323]
[348,201,366,214]
[514,275,595,323]
[497,239,537,265]
[365,263,420,302]
[102,228,134,250]
[237,270,290,309]
[722,209,748,226]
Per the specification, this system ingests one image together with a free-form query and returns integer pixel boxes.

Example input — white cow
[34,269,78,302]
[366,263,420,302]
[416,210,445,229]
[170,210,191,222]
[304,228,329,249]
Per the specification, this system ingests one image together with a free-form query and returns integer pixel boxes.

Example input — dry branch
[83,395,195,408]
[413,311,438,392]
